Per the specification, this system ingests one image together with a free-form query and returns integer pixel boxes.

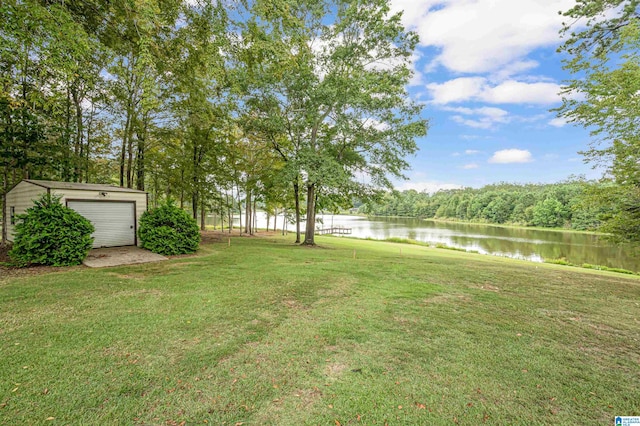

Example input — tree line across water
[358,180,612,231]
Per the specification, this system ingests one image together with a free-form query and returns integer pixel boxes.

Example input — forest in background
[358,180,609,231]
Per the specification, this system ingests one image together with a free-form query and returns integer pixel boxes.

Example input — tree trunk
[126,125,134,188]
[200,199,206,231]
[84,103,94,183]
[136,115,146,191]
[303,183,316,245]
[253,198,257,234]
[120,128,127,187]
[226,192,232,233]
[120,105,131,187]
[244,188,252,234]
[1,168,7,246]
[152,165,159,208]
[218,196,224,231]
[192,143,198,220]
[272,208,277,232]
[180,168,185,209]
[282,209,286,235]
[237,184,242,235]
[192,192,198,221]
[71,84,84,183]
[294,181,301,243]
[63,85,72,181]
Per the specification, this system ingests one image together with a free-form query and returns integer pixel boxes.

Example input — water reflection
[207,213,638,272]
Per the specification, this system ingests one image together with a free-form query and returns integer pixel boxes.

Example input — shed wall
[5,181,48,241]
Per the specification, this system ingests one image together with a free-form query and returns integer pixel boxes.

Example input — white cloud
[427,77,486,104]
[489,149,534,164]
[460,134,486,140]
[491,60,539,81]
[428,78,562,105]
[481,80,561,104]
[444,105,511,128]
[452,115,493,129]
[397,180,463,193]
[548,117,567,127]
[515,113,548,124]
[465,150,480,155]
[392,0,574,74]
[444,106,508,119]
[408,53,426,86]
[462,163,479,169]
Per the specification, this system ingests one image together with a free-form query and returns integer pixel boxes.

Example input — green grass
[1,235,639,425]
[545,258,638,276]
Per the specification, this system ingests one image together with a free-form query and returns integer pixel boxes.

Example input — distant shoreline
[358,215,605,236]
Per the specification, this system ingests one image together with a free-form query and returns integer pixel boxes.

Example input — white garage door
[67,201,136,248]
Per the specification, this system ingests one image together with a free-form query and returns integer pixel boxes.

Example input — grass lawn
[1,234,639,425]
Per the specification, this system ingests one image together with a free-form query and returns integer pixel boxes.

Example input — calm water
[209,213,639,272]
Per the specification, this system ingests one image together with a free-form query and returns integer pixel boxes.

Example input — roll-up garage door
[67,201,136,248]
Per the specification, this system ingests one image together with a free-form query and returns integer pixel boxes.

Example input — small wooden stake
[353,249,356,259]
[400,247,402,256]
[228,237,231,247]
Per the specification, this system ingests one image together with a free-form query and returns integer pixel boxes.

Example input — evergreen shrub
[138,201,200,255]
[9,193,94,267]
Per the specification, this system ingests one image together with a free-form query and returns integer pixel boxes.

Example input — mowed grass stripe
[1,234,638,425]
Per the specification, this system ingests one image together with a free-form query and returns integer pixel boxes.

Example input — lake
[209,213,639,273]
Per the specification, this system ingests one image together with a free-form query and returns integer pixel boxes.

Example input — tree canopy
[243,0,427,245]
[557,0,640,243]
[0,0,426,246]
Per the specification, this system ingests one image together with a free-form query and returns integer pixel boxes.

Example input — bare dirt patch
[0,243,83,280]
[0,243,10,264]
[326,362,347,377]
[293,388,323,409]
[106,272,145,280]
[200,230,283,244]
[282,299,307,310]
[84,247,167,268]
[200,231,226,244]
[480,284,500,292]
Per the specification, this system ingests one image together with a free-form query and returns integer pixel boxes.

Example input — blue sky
[388,0,601,192]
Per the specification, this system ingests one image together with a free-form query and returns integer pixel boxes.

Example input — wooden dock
[316,227,352,235]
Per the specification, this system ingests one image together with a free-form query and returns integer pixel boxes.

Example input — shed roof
[23,179,147,194]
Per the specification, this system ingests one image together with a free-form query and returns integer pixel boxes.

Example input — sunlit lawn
[1,233,639,425]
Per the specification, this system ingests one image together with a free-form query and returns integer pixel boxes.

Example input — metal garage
[4,180,147,248]
[67,200,137,247]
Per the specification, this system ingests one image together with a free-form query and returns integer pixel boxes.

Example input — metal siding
[56,190,147,231]
[67,201,136,248]
[5,181,47,241]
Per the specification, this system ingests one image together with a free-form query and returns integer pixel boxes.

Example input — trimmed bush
[9,193,95,267]
[138,201,200,255]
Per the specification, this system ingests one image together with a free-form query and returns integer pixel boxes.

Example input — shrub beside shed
[5,180,147,248]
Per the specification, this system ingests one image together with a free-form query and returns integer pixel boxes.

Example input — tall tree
[247,0,427,245]
[1,1,97,243]
[557,0,640,243]
[166,1,234,221]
